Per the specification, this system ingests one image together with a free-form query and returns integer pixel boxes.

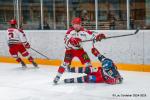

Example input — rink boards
[0,56,150,72]
[0,30,150,72]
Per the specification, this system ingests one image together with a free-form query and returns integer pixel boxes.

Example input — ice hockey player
[64,47,123,84]
[6,19,38,68]
[53,17,106,84]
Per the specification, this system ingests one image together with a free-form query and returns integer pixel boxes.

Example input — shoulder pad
[66,27,74,34]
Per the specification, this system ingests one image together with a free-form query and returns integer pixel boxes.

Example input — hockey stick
[30,47,50,60]
[82,28,139,42]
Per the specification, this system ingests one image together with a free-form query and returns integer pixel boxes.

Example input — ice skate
[20,61,27,69]
[32,61,39,68]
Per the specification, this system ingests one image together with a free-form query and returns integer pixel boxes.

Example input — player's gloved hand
[116,77,123,84]
[69,37,81,47]
[95,34,106,41]
[24,42,30,49]
[91,47,100,57]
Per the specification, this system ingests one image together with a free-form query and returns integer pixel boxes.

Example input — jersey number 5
[8,33,14,39]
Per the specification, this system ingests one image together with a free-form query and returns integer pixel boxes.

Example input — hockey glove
[69,37,81,47]
[95,34,106,42]
[24,42,30,49]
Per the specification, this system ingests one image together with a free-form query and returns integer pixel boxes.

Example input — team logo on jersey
[80,34,86,37]
[82,53,90,60]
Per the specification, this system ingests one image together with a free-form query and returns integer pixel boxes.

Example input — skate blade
[34,66,39,69]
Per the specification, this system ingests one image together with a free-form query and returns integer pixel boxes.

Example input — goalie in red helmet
[64,47,123,84]
[53,17,106,84]
[6,19,38,68]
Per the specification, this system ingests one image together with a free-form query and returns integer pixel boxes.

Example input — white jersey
[6,28,27,45]
[64,27,97,49]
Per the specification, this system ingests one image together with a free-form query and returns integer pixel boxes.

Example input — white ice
[0,63,150,100]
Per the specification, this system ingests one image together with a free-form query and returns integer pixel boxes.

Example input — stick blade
[134,28,140,34]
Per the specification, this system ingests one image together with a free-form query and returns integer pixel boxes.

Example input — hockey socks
[68,67,92,74]
[20,60,27,68]
[28,56,38,68]
[53,66,66,84]
[64,76,87,83]
[16,58,27,68]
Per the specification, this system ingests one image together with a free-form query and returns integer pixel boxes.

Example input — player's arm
[64,30,81,47]
[18,30,30,49]
[84,29,106,42]
[91,47,106,62]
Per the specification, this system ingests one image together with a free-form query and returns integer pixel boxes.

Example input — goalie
[64,47,123,84]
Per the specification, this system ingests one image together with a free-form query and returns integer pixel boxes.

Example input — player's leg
[53,50,73,84]
[77,49,93,74]
[91,47,106,62]
[16,56,27,68]
[27,55,38,68]
[19,44,38,68]
[64,75,88,83]
[68,66,87,73]
[68,66,93,74]
[9,45,26,68]
[53,62,71,84]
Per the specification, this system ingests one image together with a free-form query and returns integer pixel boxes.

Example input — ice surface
[0,63,150,100]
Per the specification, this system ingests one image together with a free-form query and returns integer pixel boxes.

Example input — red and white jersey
[6,28,27,45]
[64,27,97,49]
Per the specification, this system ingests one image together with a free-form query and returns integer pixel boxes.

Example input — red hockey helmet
[9,19,17,25]
[71,17,82,24]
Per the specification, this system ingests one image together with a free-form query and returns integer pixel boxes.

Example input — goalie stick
[82,28,140,43]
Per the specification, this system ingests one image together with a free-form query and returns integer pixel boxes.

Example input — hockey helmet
[9,19,17,25]
[102,58,119,78]
[71,17,82,24]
